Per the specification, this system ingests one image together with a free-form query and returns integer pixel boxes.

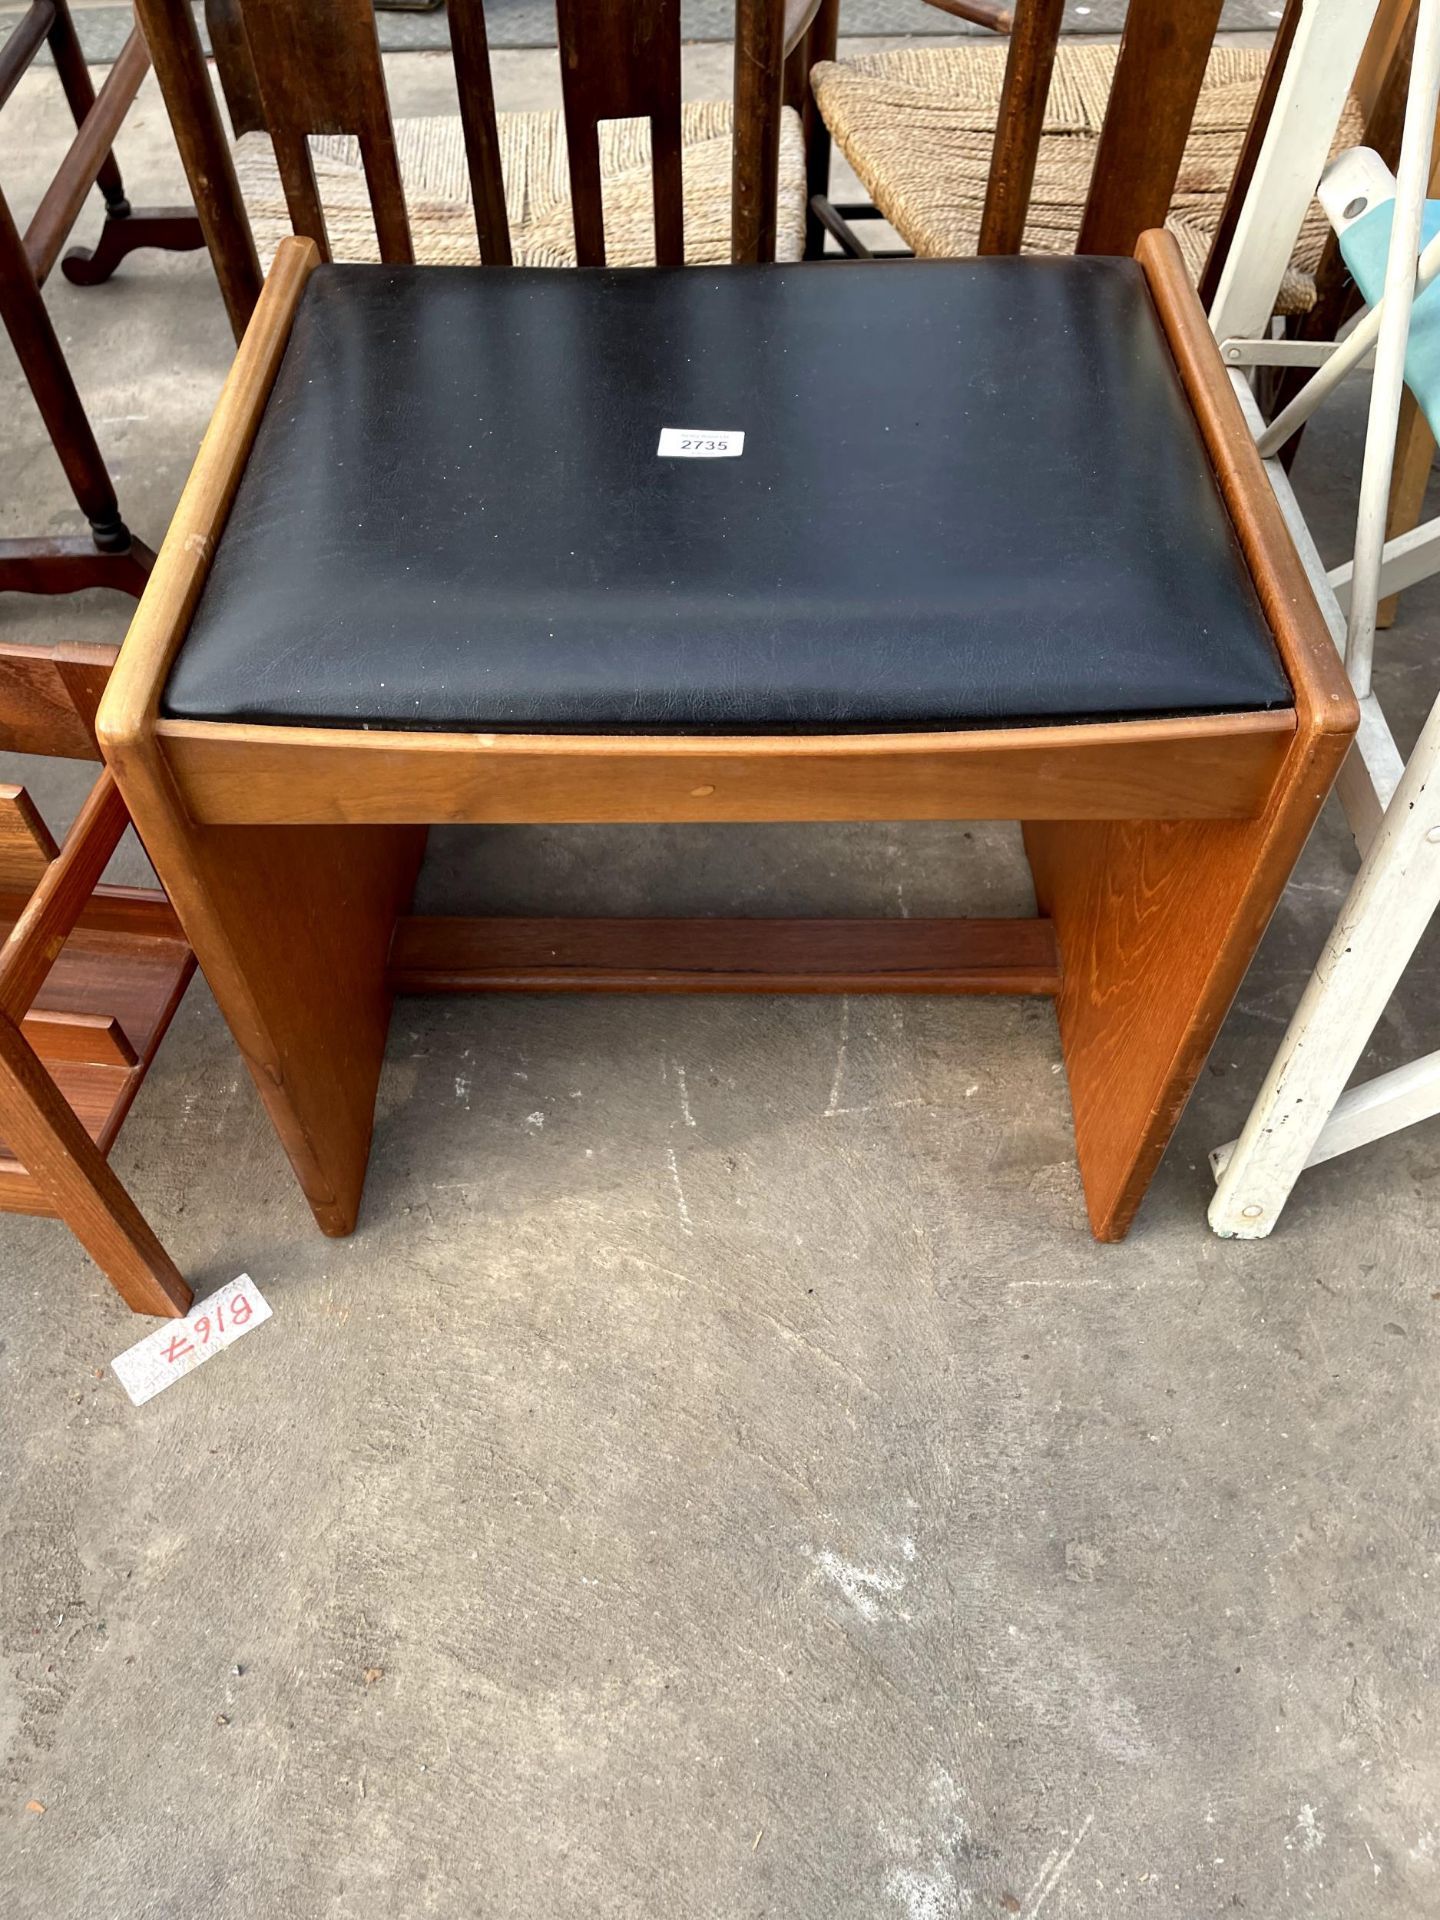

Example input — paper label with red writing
[111,1273,271,1406]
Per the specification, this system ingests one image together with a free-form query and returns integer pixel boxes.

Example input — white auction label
[111,1273,271,1406]
[656,427,745,458]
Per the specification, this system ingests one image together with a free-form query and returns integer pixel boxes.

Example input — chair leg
[1208,693,1440,1237]
[0,1013,190,1316]
[46,0,128,211]
[106,738,424,1235]
[1024,725,1347,1240]
[0,185,131,552]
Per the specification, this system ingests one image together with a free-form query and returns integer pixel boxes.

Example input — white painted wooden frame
[1207,0,1440,1235]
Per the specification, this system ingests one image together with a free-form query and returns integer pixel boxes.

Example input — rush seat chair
[97,2,1359,1248]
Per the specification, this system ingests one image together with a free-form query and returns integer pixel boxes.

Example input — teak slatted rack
[0,639,194,1316]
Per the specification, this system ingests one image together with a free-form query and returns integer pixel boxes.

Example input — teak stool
[98,232,1357,1244]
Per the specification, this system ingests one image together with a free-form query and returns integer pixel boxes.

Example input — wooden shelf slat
[0,909,194,1175]
[389,916,1061,995]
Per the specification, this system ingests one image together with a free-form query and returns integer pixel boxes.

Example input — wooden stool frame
[98,232,1357,1245]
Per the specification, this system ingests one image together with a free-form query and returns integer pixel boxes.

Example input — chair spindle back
[220,0,802,270]
[984,0,1228,259]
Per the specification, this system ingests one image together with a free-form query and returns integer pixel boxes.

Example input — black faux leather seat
[163,256,1291,733]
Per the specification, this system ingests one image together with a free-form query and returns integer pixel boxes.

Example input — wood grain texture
[557,0,683,266]
[447,0,512,265]
[0,1009,190,1313]
[0,639,119,759]
[0,786,59,891]
[203,0,267,139]
[1078,0,1225,257]
[0,884,184,944]
[1135,231,1357,735]
[978,0,1065,255]
[1024,235,1359,1239]
[21,1010,138,1070]
[82,805,421,1237]
[0,769,130,1020]
[233,0,412,262]
[733,0,785,261]
[388,916,1061,995]
[156,710,1294,829]
[0,912,193,1117]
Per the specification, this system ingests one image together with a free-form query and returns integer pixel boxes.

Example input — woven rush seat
[232,100,808,269]
[812,42,1362,310]
[162,255,1289,736]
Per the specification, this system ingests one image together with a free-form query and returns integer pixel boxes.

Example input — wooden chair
[0,640,194,1316]
[97,0,1358,1248]
[130,0,823,325]
[0,0,208,598]
[807,0,1363,308]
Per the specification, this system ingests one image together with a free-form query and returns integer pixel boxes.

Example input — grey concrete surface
[2,46,1440,1920]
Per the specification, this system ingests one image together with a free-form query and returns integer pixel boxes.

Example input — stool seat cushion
[163,258,1292,735]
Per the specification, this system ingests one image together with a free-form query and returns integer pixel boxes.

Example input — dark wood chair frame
[0,637,194,1316]
[0,0,211,601]
[127,0,835,340]
[808,0,1325,286]
[808,0,1239,264]
[98,228,1357,1249]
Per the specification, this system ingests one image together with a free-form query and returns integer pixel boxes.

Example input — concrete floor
[3,44,1440,1920]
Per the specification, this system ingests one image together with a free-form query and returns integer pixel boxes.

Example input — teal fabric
[1339,196,1440,438]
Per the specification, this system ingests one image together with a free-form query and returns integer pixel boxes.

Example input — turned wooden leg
[0,1012,190,1316]
[1024,726,1350,1240]
[0,183,143,565]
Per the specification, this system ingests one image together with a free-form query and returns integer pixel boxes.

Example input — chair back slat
[554,0,684,265]
[733,0,787,261]
[204,0,268,140]
[270,130,332,257]
[1076,0,1225,256]
[446,0,513,264]
[228,0,793,269]
[0,787,58,893]
[978,0,1064,255]
[232,0,414,263]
